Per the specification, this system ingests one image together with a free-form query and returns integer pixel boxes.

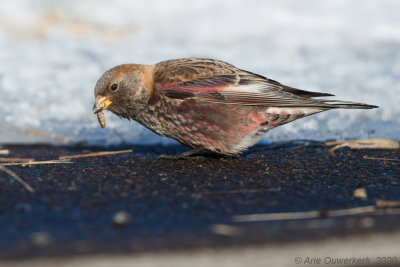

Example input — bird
[93,58,377,159]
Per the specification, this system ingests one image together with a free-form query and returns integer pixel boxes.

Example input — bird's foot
[157,147,204,160]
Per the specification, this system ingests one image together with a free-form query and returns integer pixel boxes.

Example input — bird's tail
[321,100,378,109]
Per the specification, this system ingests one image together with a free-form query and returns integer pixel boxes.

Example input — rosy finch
[94,58,377,158]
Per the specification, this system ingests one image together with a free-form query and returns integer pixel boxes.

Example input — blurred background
[0,0,399,146]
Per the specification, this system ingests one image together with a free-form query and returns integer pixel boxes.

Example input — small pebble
[0,149,10,155]
[211,224,242,237]
[31,232,51,248]
[112,211,131,228]
[354,187,367,200]
[359,217,375,228]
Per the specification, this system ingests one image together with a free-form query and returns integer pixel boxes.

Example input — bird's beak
[94,96,112,114]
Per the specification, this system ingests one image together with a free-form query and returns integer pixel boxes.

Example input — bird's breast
[133,99,321,154]
[140,99,266,152]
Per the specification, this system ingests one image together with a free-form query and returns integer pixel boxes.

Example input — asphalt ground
[0,142,399,265]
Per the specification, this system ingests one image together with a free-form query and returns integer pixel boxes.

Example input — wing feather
[154,58,337,108]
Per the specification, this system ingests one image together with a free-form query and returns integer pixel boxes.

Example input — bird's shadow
[91,139,325,159]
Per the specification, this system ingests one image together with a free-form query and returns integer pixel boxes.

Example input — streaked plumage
[94,58,377,158]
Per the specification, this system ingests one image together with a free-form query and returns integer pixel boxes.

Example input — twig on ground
[363,156,400,162]
[58,149,133,160]
[232,205,376,222]
[0,165,34,193]
[376,199,400,208]
[0,157,35,163]
[327,206,376,216]
[326,139,399,153]
[233,210,320,222]
[0,160,73,166]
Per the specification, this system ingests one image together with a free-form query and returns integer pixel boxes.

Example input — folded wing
[154,58,376,110]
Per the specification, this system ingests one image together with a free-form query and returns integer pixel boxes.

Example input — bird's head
[93,64,154,119]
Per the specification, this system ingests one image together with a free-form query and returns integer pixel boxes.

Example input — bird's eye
[110,83,118,91]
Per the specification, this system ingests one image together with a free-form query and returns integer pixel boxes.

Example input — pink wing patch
[157,75,235,99]
[158,74,332,108]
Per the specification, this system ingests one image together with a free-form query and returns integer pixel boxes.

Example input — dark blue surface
[0,144,399,259]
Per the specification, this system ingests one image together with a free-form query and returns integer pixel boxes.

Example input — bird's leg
[158,147,205,160]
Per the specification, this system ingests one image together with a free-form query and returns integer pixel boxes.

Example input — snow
[0,0,399,146]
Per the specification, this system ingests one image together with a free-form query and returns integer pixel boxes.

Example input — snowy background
[0,0,399,146]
